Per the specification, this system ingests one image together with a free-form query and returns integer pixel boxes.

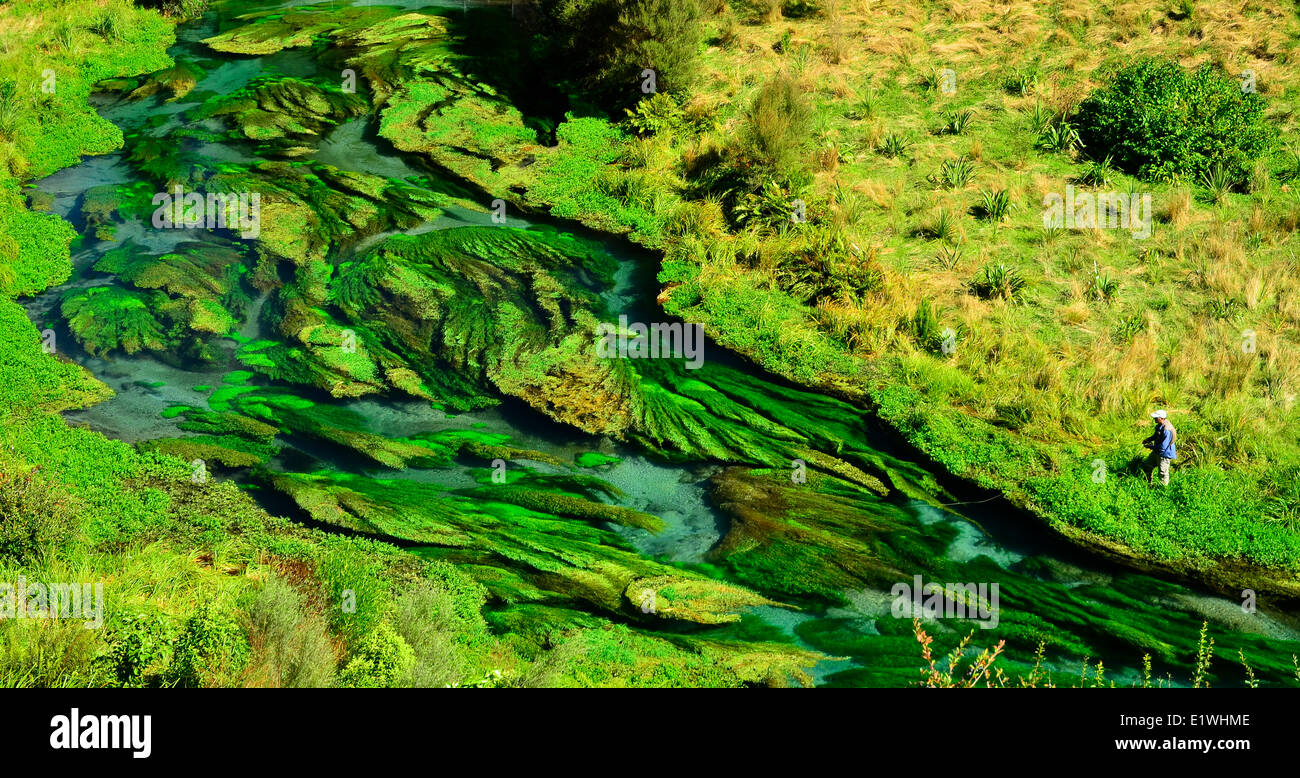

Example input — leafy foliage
[539,0,706,105]
[969,262,1027,302]
[163,603,250,688]
[1075,59,1274,181]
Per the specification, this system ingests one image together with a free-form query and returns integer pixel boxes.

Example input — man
[1142,409,1177,486]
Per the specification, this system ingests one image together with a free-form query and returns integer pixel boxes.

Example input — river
[22,0,1300,687]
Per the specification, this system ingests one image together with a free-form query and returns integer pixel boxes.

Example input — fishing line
[934,495,1003,507]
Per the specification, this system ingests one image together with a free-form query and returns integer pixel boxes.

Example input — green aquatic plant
[62,285,168,356]
[263,468,795,637]
[193,75,368,153]
[707,467,936,603]
[127,57,205,102]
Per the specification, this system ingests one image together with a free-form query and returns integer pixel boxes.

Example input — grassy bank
[659,0,1300,593]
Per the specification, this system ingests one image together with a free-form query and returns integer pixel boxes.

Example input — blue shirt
[1146,423,1176,459]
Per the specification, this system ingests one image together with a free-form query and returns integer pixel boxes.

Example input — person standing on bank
[1142,409,1177,486]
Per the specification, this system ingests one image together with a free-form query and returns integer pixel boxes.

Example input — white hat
[1151,410,1167,419]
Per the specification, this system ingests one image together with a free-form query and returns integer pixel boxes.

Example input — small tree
[539,0,705,107]
[740,72,814,187]
[0,466,78,565]
[615,0,704,98]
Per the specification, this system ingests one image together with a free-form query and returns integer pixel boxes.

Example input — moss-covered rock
[623,575,784,624]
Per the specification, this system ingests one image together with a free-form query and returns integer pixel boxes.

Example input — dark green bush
[623,92,686,136]
[105,612,177,688]
[617,0,704,97]
[1074,59,1274,182]
[969,262,1027,303]
[730,178,804,228]
[907,299,944,353]
[540,0,704,106]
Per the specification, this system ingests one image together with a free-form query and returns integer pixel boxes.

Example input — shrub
[541,0,704,105]
[934,157,976,189]
[917,209,958,242]
[908,299,945,353]
[940,109,975,135]
[104,612,177,688]
[973,189,1012,221]
[0,80,22,142]
[1262,465,1300,532]
[1025,101,1053,136]
[1035,115,1083,153]
[623,92,685,137]
[747,0,784,23]
[1074,59,1274,182]
[782,0,821,19]
[242,576,337,688]
[739,72,814,186]
[772,228,882,303]
[392,579,474,687]
[338,623,415,688]
[1003,65,1039,96]
[933,241,963,270]
[1086,263,1119,302]
[1075,154,1116,187]
[876,132,912,158]
[315,538,391,646]
[615,0,704,97]
[1276,148,1300,183]
[0,466,79,565]
[731,178,804,229]
[163,603,249,688]
[1198,162,1239,204]
[970,262,1027,302]
[89,10,128,40]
